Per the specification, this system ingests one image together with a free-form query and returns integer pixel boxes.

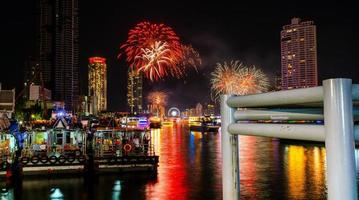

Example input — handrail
[221,79,359,200]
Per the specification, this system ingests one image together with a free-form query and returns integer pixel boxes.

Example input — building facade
[88,57,107,114]
[203,104,215,116]
[281,18,318,89]
[0,84,15,118]
[127,70,143,114]
[39,0,79,112]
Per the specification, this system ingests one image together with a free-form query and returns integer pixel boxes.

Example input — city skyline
[1,1,356,111]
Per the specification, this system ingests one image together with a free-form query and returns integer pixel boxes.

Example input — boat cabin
[93,128,152,157]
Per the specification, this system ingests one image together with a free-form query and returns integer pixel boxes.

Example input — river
[1,122,359,199]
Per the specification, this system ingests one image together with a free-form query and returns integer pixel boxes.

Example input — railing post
[323,78,357,200]
[221,95,240,200]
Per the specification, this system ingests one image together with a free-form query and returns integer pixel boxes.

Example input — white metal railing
[221,78,359,200]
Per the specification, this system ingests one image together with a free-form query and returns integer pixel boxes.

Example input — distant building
[39,0,79,112]
[195,103,203,116]
[88,57,107,115]
[189,108,198,117]
[29,85,52,101]
[281,18,318,89]
[0,84,15,118]
[127,70,143,114]
[78,95,91,116]
[181,109,190,118]
[274,71,282,91]
[24,56,40,99]
[203,104,215,116]
[148,104,165,118]
[24,56,40,85]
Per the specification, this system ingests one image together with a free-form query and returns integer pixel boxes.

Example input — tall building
[39,0,79,112]
[88,57,107,114]
[281,18,318,89]
[127,70,143,114]
[39,0,53,86]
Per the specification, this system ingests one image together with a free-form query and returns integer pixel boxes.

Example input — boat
[189,115,220,132]
[0,118,159,177]
[92,127,158,173]
[12,128,87,176]
[149,117,161,128]
[161,119,174,126]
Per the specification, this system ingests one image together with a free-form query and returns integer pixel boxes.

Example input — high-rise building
[88,57,107,114]
[281,18,318,89]
[127,70,143,114]
[39,0,53,86]
[39,0,79,112]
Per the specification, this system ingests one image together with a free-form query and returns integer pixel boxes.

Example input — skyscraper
[88,57,107,114]
[127,70,143,114]
[39,0,53,86]
[39,0,79,112]
[281,18,318,89]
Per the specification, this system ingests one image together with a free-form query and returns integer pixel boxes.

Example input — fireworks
[120,22,183,81]
[147,91,168,106]
[135,41,173,81]
[210,60,269,100]
[179,44,201,73]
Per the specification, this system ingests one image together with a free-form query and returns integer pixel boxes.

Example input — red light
[89,57,106,64]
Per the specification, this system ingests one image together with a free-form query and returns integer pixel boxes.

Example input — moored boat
[0,119,159,177]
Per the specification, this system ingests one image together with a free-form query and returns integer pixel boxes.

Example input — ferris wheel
[168,107,180,117]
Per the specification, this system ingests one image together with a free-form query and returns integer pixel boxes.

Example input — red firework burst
[120,22,183,81]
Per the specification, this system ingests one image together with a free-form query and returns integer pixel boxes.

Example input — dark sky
[1,1,357,111]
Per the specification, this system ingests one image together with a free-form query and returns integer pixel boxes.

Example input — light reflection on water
[2,123,359,199]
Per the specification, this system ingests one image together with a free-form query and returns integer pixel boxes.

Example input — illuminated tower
[281,18,317,89]
[88,57,107,114]
[127,70,143,114]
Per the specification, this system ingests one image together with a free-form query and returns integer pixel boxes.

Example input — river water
[1,123,359,199]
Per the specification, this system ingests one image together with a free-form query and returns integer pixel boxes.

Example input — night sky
[1,1,357,111]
